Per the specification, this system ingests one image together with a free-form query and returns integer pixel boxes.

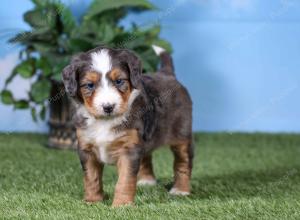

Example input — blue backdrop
[0,0,299,132]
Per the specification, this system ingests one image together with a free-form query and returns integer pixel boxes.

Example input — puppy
[62,45,193,206]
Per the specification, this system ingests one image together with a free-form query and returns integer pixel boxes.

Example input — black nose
[103,104,115,114]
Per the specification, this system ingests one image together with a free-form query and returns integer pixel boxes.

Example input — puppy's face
[62,48,142,118]
[79,64,132,118]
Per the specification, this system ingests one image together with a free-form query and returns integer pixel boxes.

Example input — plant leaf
[15,59,36,78]
[68,38,94,52]
[9,31,33,44]
[39,105,46,120]
[31,0,46,7]
[14,100,29,109]
[85,0,155,20]
[31,107,38,122]
[24,9,49,28]
[59,5,77,34]
[51,56,70,81]
[0,90,14,105]
[36,57,52,76]
[30,80,51,103]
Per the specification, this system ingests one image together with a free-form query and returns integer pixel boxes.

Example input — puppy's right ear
[62,63,78,97]
[62,54,85,97]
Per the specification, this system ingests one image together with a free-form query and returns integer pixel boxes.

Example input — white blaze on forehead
[91,49,112,74]
[89,49,141,116]
[90,49,120,113]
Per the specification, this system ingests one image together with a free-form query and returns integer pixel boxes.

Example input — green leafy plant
[0,0,172,121]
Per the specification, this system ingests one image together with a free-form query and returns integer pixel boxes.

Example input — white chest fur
[78,108,125,164]
[76,89,140,164]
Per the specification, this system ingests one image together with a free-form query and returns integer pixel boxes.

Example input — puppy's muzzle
[103,104,115,114]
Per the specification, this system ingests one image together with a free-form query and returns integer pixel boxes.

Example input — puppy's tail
[152,45,175,76]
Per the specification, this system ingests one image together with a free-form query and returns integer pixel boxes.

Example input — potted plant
[0,0,172,149]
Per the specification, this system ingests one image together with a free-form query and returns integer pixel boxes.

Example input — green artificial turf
[0,133,299,219]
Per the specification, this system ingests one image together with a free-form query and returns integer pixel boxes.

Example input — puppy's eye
[115,79,124,86]
[86,83,94,90]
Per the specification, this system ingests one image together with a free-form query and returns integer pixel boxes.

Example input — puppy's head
[62,47,142,118]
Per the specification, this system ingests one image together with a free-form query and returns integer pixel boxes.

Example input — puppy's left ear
[118,50,142,89]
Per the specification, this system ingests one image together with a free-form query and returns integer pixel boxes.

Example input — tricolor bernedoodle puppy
[62,45,193,206]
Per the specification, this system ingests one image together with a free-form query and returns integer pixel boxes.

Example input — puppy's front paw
[169,187,190,196]
[112,200,134,207]
[84,194,104,203]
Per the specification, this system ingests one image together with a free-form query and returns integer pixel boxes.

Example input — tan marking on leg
[76,133,104,202]
[137,154,156,186]
[112,155,138,207]
[83,152,104,202]
[170,142,192,195]
[105,129,140,206]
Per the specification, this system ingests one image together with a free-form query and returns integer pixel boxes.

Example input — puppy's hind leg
[169,141,193,195]
[137,154,157,186]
